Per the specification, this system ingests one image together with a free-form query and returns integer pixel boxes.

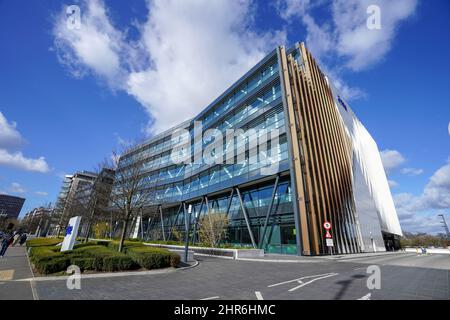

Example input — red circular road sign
[323,221,332,230]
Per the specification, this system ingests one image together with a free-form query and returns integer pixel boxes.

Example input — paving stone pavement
[0,246,35,300]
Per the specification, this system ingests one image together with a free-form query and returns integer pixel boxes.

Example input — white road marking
[30,280,39,300]
[268,273,338,288]
[358,293,372,300]
[288,273,338,292]
[255,291,264,300]
[201,296,220,300]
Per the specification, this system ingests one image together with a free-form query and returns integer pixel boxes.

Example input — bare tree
[109,149,156,252]
[80,163,115,242]
[198,213,229,247]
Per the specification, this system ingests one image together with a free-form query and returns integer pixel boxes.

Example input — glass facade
[116,50,297,254]
[114,43,401,256]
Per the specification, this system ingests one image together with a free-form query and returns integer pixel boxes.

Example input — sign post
[323,221,333,255]
[61,216,81,252]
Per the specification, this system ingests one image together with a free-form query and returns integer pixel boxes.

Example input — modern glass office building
[115,42,402,255]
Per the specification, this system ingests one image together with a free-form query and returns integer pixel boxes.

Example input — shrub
[102,255,138,272]
[80,246,116,271]
[26,237,62,248]
[169,253,181,268]
[72,245,134,271]
[126,246,180,269]
[36,257,70,274]
[72,242,99,250]
[70,257,96,271]
[95,240,110,247]
[29,246,60,264]
[107,240,143,252]
[29,241,168,274]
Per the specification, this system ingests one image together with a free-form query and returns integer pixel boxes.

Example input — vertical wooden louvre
[280,43,361,255]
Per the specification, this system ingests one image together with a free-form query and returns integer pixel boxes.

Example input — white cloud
[401,167,424,176]
[0,111,24,150]
[35,191,49,197]
[53,0,286,133]
[393,159,450,234]
[420,158,450,209]
[10,182,26,194]
[388,179,398,188]
[275,0,312,21]
[333,0,418,71]
[380,149,405,174]
[0,149,50,173]
[52,0,129,85]
[275,0,417,99]
[0,112,50,173]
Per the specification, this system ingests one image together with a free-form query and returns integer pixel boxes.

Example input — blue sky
[0,0,449,234]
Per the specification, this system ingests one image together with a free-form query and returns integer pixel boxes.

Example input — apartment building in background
[54,171,98,232]
[0,194,25,220]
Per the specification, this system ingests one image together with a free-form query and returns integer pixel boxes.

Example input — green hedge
[126,246,180,269]
[29,246,59,264]
[70,257,96,271]
[37,257,70,274]
[102,255,138,272]
[107,240,143,252]
[26,237,63,248]
[28,238,180,275]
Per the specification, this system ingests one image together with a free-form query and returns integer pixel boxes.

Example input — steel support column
[159,205,166,241]
[235,187,257,248]
[191,197,204,244]
[259,175,280,249]
[225,188,235,218]
[145,216,153,240]
[168,203,183,240]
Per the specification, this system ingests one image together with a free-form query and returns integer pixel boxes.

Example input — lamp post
[184,204,192,263]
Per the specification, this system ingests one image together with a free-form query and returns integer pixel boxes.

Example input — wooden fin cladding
[280,43,362,255]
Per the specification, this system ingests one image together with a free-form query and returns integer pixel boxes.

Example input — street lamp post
[184,204,192,264]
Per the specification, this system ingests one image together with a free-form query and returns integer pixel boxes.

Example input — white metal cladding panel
[327,80,403,237]
[352,158,387,252]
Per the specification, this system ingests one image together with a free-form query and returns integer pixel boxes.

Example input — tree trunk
[84,209,96,243]
[118,219,129,253]
[84,222,91,243]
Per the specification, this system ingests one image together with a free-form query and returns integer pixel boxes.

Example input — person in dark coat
[0,232,13,258]
[19,233,28,246]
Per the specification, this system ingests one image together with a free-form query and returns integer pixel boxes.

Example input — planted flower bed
[26,238,180,275]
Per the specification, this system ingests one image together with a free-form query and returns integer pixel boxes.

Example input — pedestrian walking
[0,232,13,258]
[12,231,21,246]
[19,233,28,246]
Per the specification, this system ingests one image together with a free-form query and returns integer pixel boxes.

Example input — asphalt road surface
[26,252,449,300]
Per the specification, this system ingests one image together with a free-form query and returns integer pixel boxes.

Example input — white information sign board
[61,216,81,252]
[326,238,334,247]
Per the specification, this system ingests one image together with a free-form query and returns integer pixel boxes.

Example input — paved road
[0,246,35,300]
[29,252,449,300]
[1,249,448,300]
